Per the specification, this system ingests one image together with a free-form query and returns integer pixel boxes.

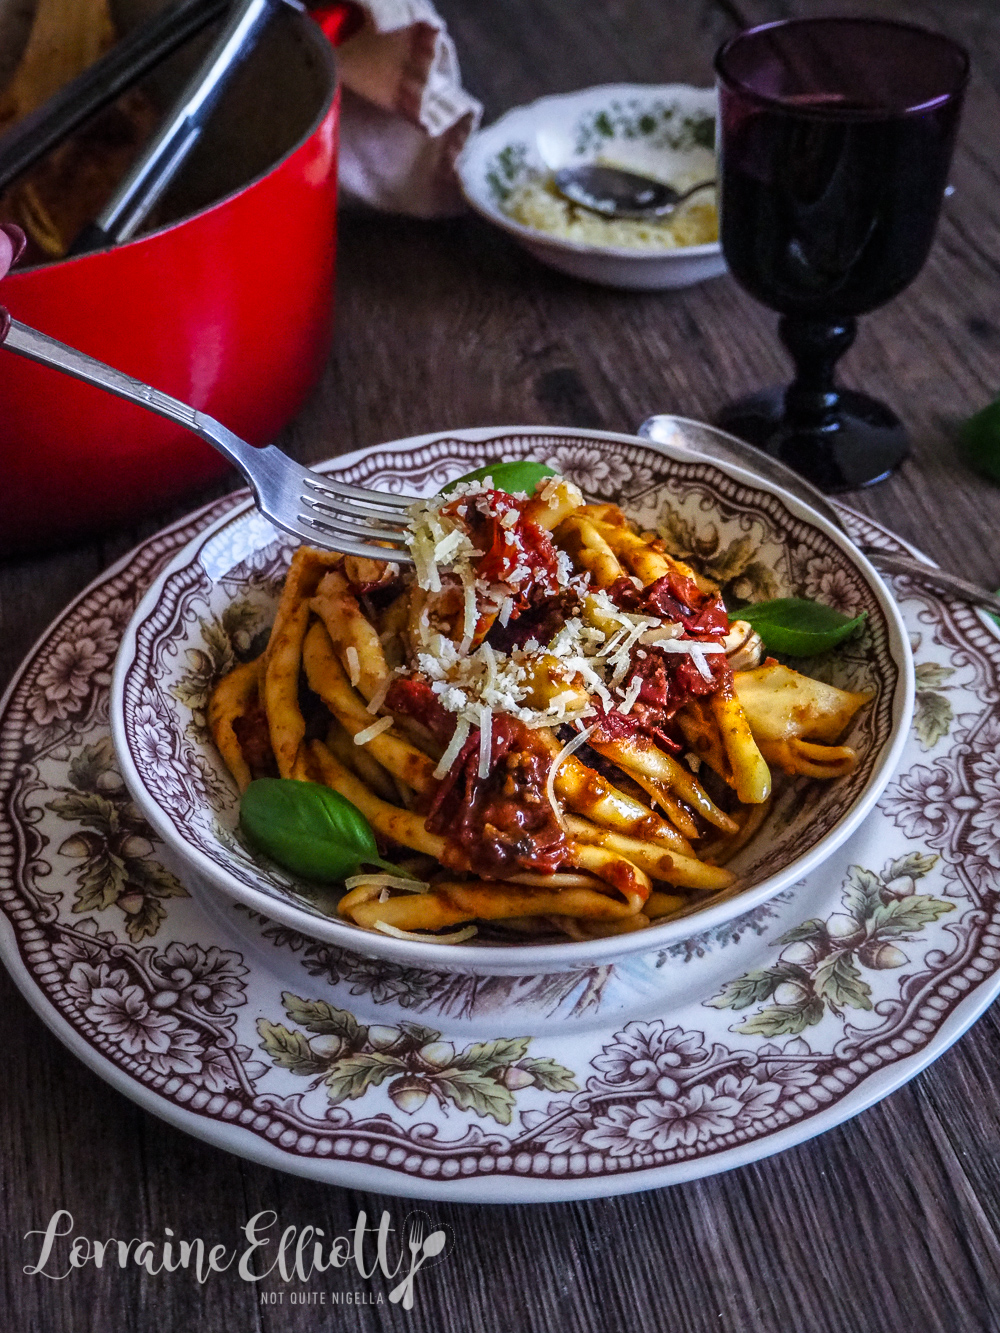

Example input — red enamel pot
[0,1,355,556]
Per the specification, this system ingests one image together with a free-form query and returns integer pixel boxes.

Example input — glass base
[716,387,909,493]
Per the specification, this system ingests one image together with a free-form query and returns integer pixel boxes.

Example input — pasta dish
[209,472,872,944]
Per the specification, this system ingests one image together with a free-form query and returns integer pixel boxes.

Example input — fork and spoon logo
[388,1213,450,1310]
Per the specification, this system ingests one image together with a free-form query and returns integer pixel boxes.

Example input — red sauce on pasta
[591,578,734,747]
[426,715,569,878]
[389,673,568,876]
[606,572,730,638]
[444,489,561,599]
[385,676,455,746]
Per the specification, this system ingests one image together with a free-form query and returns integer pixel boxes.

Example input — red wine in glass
[715,19,968,492]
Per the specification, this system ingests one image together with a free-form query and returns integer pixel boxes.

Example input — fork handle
[0,313,267,482]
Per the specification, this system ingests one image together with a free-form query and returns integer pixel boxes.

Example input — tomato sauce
[385,676,455,746]
[386,675,568,875]
[486,586,581,654]
[592,577,734,748]
[443,489,561,600]
[607,572,729,638]
[233,699,279,778]
[425,714,569,877]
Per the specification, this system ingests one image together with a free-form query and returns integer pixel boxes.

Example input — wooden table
[3,1,1000,1329]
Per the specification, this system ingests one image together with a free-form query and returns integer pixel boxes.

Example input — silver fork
[0,314,416,563]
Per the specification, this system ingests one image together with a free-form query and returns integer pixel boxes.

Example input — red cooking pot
[0,0,356,555]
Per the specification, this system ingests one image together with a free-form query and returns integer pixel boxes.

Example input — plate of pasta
[111,426,912,974]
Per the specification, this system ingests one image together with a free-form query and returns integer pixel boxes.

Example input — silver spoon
[553,164,714,220]
[638,414,1000,617]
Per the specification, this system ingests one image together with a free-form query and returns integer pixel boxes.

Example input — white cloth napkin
[336,0,482,217]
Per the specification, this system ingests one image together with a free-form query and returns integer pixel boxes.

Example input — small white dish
[110,426,912,978]
[456,83,727,290]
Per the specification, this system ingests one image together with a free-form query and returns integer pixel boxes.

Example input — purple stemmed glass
[714,18,969,492]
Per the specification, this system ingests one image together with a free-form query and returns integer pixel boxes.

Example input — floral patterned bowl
[110,426,913,977]
[455,84,727,290]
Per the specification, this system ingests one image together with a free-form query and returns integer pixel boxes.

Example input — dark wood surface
[3,1,1000,1329]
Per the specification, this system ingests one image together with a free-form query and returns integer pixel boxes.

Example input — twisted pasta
[209,472,873,943]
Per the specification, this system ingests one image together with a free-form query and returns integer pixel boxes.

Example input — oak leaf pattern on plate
[256,993,578,1125]
[708,855,952,1036]
[47,736,188,941]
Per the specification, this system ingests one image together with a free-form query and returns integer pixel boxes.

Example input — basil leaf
[441,461,556,497]
[735,598,867,656]
[240,779,398,882]
[960,397,1000,483]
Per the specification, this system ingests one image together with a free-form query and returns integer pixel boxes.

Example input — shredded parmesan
[545,724,596,829]
[478,705,493,778]
[374,922,479,944]
[459,564,478,653]
[639,625,683,644]
[397,478,730,751]
[353,715,394,745]
[366,672,394,715]
[619,676,644,714]
[344,873,431,892]
[345,646,360,688]
[433,715,471,779]
[651,638,727,654]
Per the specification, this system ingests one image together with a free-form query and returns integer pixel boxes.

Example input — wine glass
[714,18,969,492]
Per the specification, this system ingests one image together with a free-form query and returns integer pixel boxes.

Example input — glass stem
[779,315,857,427]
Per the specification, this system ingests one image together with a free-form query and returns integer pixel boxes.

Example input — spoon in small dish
[553,164,715,220]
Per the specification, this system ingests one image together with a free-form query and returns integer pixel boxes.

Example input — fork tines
[295,473,415,564]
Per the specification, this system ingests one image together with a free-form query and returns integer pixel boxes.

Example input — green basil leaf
[441,461,556,497]
[240,779,397,882]
[960,397,1000,483]
[735,598,867,656]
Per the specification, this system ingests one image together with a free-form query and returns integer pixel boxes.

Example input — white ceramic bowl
[456,83,727,290]
[111,426,913,977]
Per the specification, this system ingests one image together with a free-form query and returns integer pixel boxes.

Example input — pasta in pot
[208,473,873,944]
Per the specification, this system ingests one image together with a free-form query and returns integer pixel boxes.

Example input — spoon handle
[637,415,1000,618]
[861,549,1000,616]
[679,179,716,201]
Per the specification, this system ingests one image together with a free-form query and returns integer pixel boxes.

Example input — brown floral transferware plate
[2,431,994,1202]
[109,428,912,976]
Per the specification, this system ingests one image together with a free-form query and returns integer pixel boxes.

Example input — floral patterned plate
[111,428,910,975]
[2,436,998,1201]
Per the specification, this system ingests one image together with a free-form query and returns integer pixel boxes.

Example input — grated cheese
[620,676,644,714]
[643,637,726,655]
[478,705,493,778]
[345,645,361,688]
[345,873,431,893]
[545,724,596,829]
[353,715,394,745]
[374,922,479,944]
[366,672,394,715]
[459,564,479,654]
[433,715,471,779]
[398,477,730,741]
